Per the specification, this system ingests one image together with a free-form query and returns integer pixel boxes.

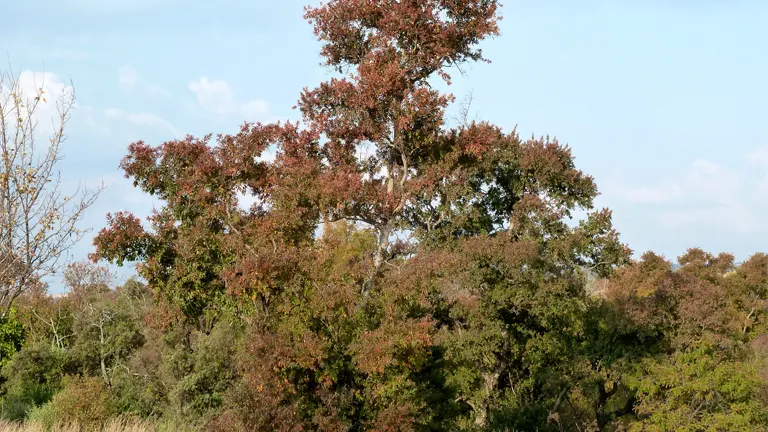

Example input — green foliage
[68,295,145,382]
[629,344,768,431]
[1,343,69,420]
[0,310,25,370]
[172,321,240,419]
[25,401,56,430]
[1,1,766,431]
[46,375,118,428]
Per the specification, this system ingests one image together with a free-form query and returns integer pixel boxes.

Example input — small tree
[0,66,101,317]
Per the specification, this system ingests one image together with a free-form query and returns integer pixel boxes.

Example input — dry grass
[0,417,164,432]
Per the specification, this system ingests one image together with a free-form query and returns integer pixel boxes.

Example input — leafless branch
[0,65,102,317]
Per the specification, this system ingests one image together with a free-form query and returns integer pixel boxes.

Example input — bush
[26,402,56,430]
[0,311,25,371]
[47,375,117,428]
[1,343,69,420]
[1,395,33,422]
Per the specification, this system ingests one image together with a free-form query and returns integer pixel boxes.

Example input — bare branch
[0,65,102,317]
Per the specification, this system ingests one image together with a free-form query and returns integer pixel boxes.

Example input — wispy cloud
[80,105,111,136]
[64,0,176,13]
[188,76,271,122]
[118,66,141,90]
[748,146,768,166]
[104,108,178,136]
[604,157,760,234]
[144,84,172,99]
[616,184,683,205]
[117,66,172,98]
[747,146,768,197]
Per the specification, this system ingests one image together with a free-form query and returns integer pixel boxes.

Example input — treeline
[1,247,766,431]
[1,0,767,430]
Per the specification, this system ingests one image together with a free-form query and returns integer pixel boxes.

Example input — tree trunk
[99,318,110,387]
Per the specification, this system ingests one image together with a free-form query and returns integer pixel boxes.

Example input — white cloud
[241,100,270,119]
[86,173,157,207]
[1,70,74,137]
[144,84,172,99]
[748,146,768,198]
[685,159,741,200]
[611,159,741,206]
[606,157,760,234]
[118,66,171,98]
[619,184,683,204]
[104,108,178,135]
[118,66,140,90]
[66,0,175,13]
[188,76,271,121]
[656,203,757,235]
[8,70,69,107]
[743,146,768,198]
[81,105,110,135]
[188,77,235,114]
[757,175,768,196]
[749,147,768,166]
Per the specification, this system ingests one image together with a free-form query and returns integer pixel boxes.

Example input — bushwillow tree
[93,0,629,430]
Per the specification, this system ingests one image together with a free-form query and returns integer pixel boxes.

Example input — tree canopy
[0,1,766,431]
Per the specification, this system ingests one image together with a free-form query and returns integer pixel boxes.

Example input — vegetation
[0,0,766,431]
[0,67,101,318]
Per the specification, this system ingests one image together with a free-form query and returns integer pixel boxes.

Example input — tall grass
[0,417,190,432]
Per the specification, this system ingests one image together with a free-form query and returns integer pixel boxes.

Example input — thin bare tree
[0,65,102,317]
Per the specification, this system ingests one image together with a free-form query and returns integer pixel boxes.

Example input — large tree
[93,0,630,430]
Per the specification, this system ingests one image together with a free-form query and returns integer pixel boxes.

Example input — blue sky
[2,0,767,289]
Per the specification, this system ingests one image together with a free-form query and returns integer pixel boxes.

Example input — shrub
[0,311,25,371]
[1,343,69,420]
[25,402,56,430]
[47,375,117,429]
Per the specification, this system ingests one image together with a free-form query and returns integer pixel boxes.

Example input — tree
[0,67,102,317]
[92,0,630,429]
[14,281,75,349]
[66,264,144,388]
[583,250,768,431]
[0,310,24,371]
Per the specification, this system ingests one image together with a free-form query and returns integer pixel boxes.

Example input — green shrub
[26,401,57,430]
[0,311,25,371]
[47,375,117,428]
[1,395,32,422]
[0,343,69,420]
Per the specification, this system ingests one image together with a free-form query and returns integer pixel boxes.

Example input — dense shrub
[1,343,69,420]
[0,311,25,371]
[47,376,117,429]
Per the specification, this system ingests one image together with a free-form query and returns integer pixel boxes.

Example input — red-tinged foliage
[210,329,306,432]
[351,318,434,375]
[89,0,640,430]
[370,402,419,432]
[305,0,501,77]
[604,249,768,353]
[7,2,765,429]
[588,250,768,431]
[90,212,148,266]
